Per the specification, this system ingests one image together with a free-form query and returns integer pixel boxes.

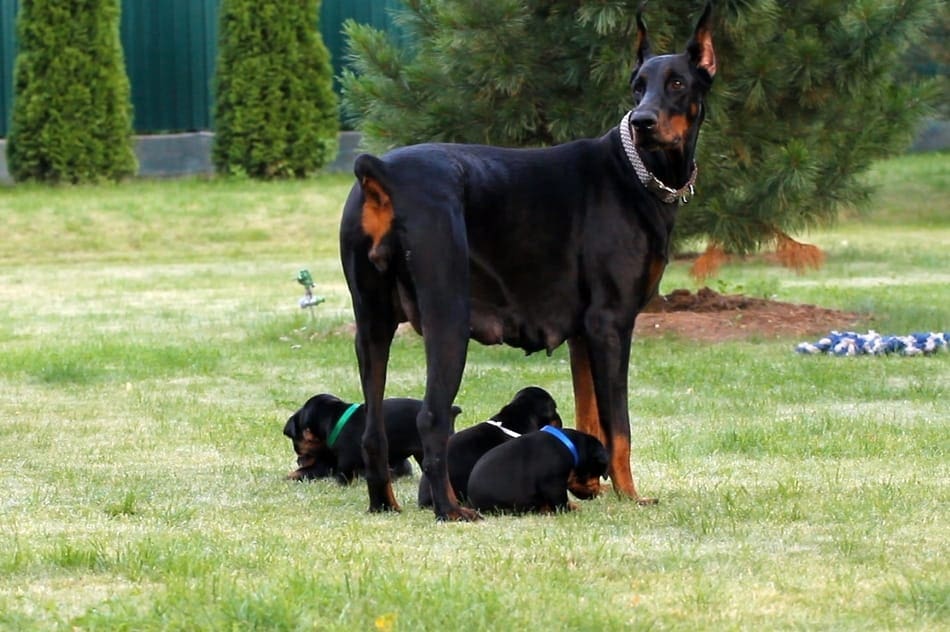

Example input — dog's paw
[368,482,403,513]
[368,501,403,513]
[437,505,482,522]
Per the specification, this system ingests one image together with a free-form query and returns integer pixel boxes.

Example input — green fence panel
[1,0,17,137]
[121,0,218,132]
[0,0,401,136]
[321,0,403,89]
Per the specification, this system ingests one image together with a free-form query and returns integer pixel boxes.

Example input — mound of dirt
[636,287,864,342]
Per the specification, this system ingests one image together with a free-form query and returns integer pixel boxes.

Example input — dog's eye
[632,81,645,102]
[669,78,685,91]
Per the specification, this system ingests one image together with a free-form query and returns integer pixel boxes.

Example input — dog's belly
[467,260,580,354]
[469,303,571,353]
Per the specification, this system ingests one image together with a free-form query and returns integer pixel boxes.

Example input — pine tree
[213,0,339,178]
[903,4,948,118]
[342,0,938,272]
[7,0,137,183]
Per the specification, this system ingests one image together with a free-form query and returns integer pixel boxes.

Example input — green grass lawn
[0,153,947,630]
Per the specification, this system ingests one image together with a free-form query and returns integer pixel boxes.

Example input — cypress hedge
[7,0,137,183]
[213,0,339,178]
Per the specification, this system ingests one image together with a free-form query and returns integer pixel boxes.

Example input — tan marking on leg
[445,473,460,506]
[383,481,402,512]
[568,338,605,443]
[609,435,657,505]
[568,338,604,498]
[609,434,636,499]
[645,256,667,303]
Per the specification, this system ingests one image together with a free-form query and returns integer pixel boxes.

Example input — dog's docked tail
[353,154,397,272]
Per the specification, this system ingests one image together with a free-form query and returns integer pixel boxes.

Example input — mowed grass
[0,153,947,630]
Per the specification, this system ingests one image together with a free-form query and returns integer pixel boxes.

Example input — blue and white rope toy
[796,331,949,356]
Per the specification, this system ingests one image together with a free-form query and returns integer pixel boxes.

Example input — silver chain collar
[619,110,697,205]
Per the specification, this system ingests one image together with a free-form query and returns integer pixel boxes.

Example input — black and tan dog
[417,386,562,507]
[339,4,716,519]
[282,394,459,484]
[466,426,609,515]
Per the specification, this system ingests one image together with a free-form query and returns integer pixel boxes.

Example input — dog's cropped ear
[631,4,652,81]
[686,1,716,80]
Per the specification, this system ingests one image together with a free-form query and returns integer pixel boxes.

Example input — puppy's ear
[283,414,298,439]
[592,445,609,478]
[451,405,463,418]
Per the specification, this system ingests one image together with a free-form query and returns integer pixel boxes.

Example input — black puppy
[283,393,460,484]
[418,386,562,506]
[466,426,609,514]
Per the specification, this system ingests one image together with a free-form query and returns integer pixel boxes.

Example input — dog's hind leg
[356,324,399,512]
[352,288,400,512]
[401,199,480,522]
[342,184,402,512]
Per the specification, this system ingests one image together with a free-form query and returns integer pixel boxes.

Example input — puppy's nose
[631,112,658,131]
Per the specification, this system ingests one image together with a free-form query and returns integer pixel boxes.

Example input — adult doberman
[339,4,716,520]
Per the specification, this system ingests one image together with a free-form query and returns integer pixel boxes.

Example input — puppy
[283,393,459,484]
[418,386,562,506]
[466,426,609,514]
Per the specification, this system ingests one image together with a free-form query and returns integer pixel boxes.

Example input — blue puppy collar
[541,425,579,467]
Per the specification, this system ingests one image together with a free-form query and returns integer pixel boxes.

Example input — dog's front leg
[568,336,606,498]
[580,321,657,505]
[569,337,607,445]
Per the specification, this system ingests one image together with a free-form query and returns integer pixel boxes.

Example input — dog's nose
[631,112,658,131]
